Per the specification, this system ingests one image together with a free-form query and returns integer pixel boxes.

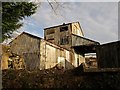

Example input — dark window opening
[46,29,55,35]
[60,36,69,45]
[60,26,68,32]
[47,38,54,40]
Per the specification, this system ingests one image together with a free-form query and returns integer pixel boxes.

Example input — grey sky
[19,2,118,44]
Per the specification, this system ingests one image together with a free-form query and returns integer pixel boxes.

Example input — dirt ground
[2,66,120,89]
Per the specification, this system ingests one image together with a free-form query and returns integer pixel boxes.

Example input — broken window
[60,26,68,32]
[60,36,69,45]
[46,29,55,35]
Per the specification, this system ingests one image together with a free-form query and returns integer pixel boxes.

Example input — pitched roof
[72,34,100,45]
[44,22,80,30]
[9,32,42,44]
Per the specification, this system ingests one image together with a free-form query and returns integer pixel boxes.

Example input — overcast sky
[18,2,118,44]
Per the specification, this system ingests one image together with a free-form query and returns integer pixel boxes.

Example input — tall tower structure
[44,22,99,67]
[44,22,84,50]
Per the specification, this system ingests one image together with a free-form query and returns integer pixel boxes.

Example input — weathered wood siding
[44,22,84,50]
[10,33,40,55]
[10,32,41,70]
[9,32,74,70]
[72,34,99,46]
[39,40,73,70]
[39,39,46,69]
[44,24,71,50]
[45,44,56,68]
[23,52,40,70]
[96,41,120,68]
[73,48,85,67]
[71,22,84,37]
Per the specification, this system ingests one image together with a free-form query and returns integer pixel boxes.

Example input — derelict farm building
[2,22,100,70]
[9,32,73,70]
[44,22,99,66]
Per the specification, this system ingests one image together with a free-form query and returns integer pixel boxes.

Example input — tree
[1,2,37,42]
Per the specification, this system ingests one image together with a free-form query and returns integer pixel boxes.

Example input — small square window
[46,29,55,35]
[60,26,68,32]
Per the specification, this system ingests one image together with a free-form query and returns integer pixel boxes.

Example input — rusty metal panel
[96,41,120,68]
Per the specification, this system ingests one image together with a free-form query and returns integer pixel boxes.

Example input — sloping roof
[9,32,42,44]
[99,40,120,46]
[44,22,84,37]
[9,32,71,51]
[72,34,100,53]
[21,32,42,39]
[72,34,100,47]
[44,22,80,30]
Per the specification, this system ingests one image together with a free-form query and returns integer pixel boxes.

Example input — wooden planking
[10,33,40,55]
[45,44,56,68]
[44,22,84,49]
[23,52,40,70]
[96,41,120,68]
[39,39,46,70]
[44,22,87,68]
[44,23,71,50]
[39,40,73,69]
[10,33,41,70]
[72,34,99,47]
[71,22,84,37]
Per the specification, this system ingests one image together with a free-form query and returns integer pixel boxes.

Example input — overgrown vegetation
[2,2,37,42]
[2,67,120,89]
